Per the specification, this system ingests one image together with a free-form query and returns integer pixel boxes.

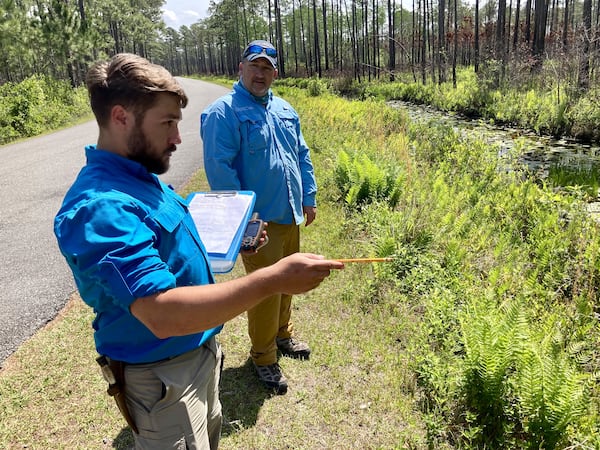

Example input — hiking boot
[276,337,311,360]
[254,362,288,395]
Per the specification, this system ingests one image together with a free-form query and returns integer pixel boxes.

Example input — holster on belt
[96,355,139,434]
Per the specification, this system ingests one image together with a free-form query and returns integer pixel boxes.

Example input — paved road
[0,78,231,366]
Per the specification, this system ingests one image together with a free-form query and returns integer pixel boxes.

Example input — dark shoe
[276,337,311,360]
[254,362,288,395]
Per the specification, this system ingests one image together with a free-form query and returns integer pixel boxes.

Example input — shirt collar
[85,145,162,188]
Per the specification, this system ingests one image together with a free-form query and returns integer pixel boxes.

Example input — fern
[459,298,529,446]
[333,149,403,209]
[459,299,591,448]
[516,325,588,450]
[333,149,352,188]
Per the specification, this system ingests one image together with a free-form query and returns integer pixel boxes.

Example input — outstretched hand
[270,253,344,295]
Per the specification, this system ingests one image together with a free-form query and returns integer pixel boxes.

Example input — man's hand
[268,253,344,294]
[303,206,317,226]
[239,222,269,255]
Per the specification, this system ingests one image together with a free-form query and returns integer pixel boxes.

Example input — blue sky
[162,0,211,29]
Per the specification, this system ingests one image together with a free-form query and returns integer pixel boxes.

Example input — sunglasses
[243,45,277,58]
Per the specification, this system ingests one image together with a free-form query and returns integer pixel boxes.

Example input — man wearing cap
[200,40,318,395]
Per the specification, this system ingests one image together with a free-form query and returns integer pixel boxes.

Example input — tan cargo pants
[124,338,223,449]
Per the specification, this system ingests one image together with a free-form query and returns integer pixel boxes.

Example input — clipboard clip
[204,191,238,198]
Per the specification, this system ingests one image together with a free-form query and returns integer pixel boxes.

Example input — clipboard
[187,190,256,273]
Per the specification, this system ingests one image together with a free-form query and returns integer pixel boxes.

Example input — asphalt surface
[0,77,231,366]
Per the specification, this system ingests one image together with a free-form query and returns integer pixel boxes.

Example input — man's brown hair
[86,53,188,126]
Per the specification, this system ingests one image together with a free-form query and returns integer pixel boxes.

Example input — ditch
[390,100,600,219]
[390,100,600,175]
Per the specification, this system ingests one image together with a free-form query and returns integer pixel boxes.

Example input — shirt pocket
[277,110,297,129]
[153,198,209,284]
[239,114,269,154]
[275,110,299,149]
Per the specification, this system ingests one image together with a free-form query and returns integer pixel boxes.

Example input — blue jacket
[200,81,317,225]
[54,147,222,363]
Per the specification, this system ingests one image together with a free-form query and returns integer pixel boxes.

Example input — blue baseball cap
[242,40,277,68]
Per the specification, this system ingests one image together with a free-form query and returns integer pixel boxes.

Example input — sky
[162,0,211,29]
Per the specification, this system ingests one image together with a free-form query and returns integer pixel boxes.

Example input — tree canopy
[1,0,598,89]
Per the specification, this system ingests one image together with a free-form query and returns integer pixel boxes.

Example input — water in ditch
[389,100,600,178]
[389,100,600,218]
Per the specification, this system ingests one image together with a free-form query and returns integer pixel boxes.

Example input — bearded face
[125,94,182,175]
[127,122,176,175]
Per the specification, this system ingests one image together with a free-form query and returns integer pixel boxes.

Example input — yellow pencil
[334,257,394,263]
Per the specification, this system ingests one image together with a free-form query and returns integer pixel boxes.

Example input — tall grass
[352,67,598,142]
[288,85,600,448]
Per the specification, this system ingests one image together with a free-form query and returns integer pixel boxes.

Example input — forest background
[3,0,600,143]
[1,0,600,448]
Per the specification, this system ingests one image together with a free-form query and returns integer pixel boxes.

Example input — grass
[546,163,600,198]
[0,297,128,449]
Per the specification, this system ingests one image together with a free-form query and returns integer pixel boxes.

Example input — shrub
[307,78,327,97]
[0,75,89,145]
[329,76,366,98]
[566,90,600,141]
[1,75,47,138]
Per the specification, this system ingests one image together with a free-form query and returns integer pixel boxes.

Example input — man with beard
[54,53,343,449]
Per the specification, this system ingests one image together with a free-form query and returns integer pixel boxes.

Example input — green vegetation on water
[0,80,599,449]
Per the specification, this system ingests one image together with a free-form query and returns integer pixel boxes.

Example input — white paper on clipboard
[188,191,254,256]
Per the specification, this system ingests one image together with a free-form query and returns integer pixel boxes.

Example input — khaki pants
[124,338,223,450]
[242,222,300,366]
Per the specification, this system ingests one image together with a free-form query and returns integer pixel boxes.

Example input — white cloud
[183,10,201,19]
[162,0,210,28]
[162,8,179,24]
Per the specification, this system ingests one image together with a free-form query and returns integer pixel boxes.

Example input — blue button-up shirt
[200,81,317,225]
[54,146,222,363]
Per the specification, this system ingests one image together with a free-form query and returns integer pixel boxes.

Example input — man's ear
[111,104,130,128]
[274,68,279,79]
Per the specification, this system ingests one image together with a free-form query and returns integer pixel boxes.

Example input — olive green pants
[242,222,300,366]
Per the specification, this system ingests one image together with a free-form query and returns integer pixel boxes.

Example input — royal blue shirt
[200,81,317,225]
[54,146,222,364]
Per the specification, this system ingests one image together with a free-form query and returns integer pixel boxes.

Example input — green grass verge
[0,134,425,449]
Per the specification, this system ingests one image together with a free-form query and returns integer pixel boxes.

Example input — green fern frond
[459,297,534,446]
[517,333,589,449]
[334,149,352,187]
[334,150,404,209]
[373,236,397,257]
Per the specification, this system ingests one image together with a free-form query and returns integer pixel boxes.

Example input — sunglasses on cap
[243,45,277,58]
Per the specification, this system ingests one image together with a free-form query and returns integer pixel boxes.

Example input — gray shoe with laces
[276,337,311,360]
[254,362,288,395]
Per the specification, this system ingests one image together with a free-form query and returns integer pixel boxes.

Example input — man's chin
[250,86,268,96]
[148,157,170,175]
[153,164,169,175]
